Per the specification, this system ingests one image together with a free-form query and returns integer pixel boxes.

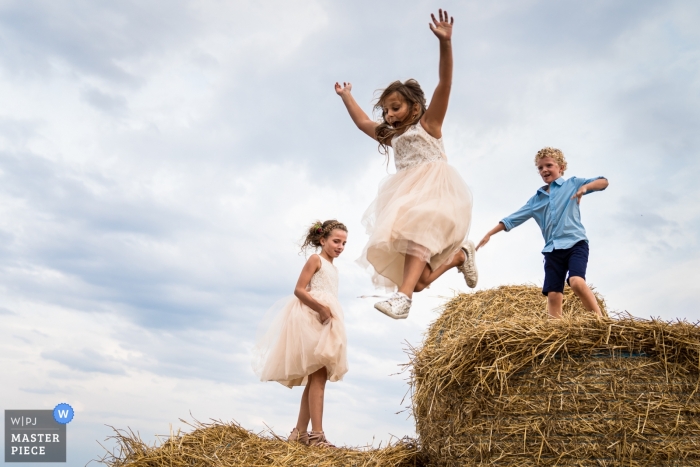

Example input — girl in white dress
[252,220,348,448]
[335,9,477,320]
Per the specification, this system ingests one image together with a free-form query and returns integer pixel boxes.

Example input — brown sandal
[288,427,309,445]
[308,431,336,448]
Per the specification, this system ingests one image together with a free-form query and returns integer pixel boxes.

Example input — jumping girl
[252,220,349,447]
[335,9,477,320]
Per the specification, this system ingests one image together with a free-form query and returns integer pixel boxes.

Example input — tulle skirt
[359,160,473,290]
[252,291,348,387]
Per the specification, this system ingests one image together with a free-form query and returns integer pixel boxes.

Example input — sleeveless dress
[252,255,348,387]
[359,122,473,290]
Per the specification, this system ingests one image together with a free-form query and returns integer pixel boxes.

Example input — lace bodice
[391,122,447,171]
[308,255,339,297]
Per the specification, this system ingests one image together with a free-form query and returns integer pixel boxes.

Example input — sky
[1,0,699,465]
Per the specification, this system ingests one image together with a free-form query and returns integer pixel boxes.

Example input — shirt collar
[537,177,564,195]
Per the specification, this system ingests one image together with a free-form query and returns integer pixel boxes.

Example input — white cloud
[1,1,699,464]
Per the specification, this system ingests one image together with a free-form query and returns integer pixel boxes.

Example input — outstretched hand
[476,223,506,251]
[334,81,352,97]
[429,8,454,41]
[476,233,491,251]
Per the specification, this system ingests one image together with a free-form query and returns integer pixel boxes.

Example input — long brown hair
[374,79,427,156]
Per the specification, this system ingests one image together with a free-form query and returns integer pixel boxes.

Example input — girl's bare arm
[421,9,454,139]
[335,82,379,140]
[294,254,332,323]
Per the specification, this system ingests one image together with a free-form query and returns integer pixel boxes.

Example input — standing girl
[252,220,348,447]
[335,9,477,320]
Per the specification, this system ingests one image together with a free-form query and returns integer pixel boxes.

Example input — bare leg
[547,292,563,319]
[308,366,328,432]
[295,383,311,432]
[398,253,428,298]
[414,249,465,292]
[569,276,603,317]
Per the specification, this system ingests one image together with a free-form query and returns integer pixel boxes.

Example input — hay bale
[98,419,423,467]
[409,285,700,466]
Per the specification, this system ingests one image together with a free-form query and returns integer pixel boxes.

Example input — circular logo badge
[53,403,74,424]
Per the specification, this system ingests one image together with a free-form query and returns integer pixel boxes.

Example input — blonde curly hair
[534,147,567,175]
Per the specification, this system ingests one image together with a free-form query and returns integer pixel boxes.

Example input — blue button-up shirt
[501,176,606,253]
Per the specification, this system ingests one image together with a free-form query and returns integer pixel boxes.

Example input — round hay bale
[410,285,700,466]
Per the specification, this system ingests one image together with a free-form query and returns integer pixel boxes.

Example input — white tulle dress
[359,121,473,290]
[252,255,348,388]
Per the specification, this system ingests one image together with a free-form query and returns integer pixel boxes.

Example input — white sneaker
[374,293,412,320]
[457,240,478,288]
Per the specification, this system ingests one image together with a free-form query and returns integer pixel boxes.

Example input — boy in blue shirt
[476,147,608,319]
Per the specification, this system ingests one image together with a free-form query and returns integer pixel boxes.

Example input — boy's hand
[571,185,588,205]
[476,233,491,251]
[429,9,454,41]
[476,223,506,250]
[335,82,352,97]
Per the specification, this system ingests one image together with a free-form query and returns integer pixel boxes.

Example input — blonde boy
[477,148,609,318]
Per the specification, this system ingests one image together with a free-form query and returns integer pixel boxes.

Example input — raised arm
[335,82,379,140]
[421,9,454,139]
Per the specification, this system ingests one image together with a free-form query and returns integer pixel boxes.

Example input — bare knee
[546,291,563,319]
[569,276,587,293]
[310,380,326,394]
[548,296,563,308]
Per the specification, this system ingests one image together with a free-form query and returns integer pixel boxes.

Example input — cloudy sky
[1,0,699,464]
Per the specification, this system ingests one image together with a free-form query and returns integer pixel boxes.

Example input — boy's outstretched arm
[335,82,378,141]
[571,177,609,205]
[476,222,506,250]
[477,202,533,250]
[421,9,453,139]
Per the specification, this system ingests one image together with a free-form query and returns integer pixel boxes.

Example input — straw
[97,418,424,467]
[408,285,700,466]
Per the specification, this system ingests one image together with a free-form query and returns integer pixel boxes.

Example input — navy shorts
[542,240,589,296]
